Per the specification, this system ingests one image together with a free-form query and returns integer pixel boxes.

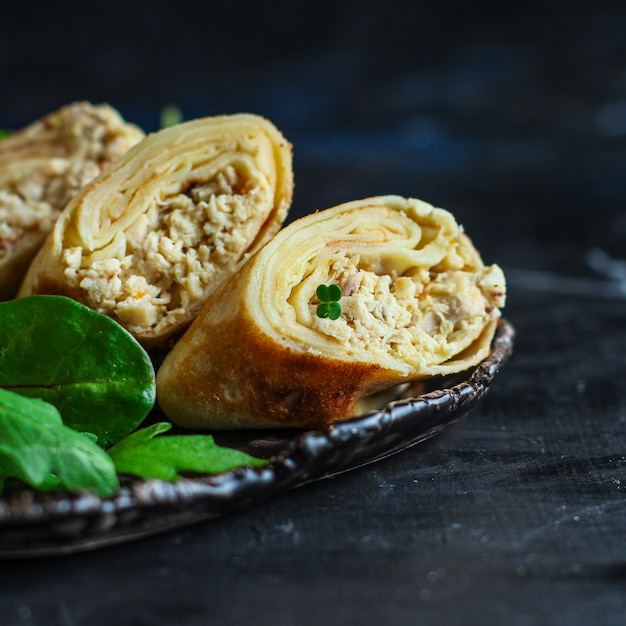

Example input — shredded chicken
[61,165,269,336]
[310,252,505,364]
[0,103,143,261]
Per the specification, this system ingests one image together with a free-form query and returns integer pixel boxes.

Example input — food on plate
[0,295,156,448]
[0,387,120,498]
[0,295,267,497]
[18,113,293,348]
[0,102,145,300]
[156,195,506,429]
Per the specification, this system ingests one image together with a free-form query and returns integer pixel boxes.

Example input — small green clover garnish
[316,283,342,320]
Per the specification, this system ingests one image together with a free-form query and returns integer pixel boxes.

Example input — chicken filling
[62,165,268,336]
[0,161,101,259]
[0,106,140,261]
[308,253,505,364]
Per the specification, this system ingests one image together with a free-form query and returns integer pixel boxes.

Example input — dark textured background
[1,1,625,625]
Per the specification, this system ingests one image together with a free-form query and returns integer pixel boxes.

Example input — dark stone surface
[1,1,625,624]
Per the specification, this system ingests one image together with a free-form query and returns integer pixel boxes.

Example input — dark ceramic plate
[0,320,514,558]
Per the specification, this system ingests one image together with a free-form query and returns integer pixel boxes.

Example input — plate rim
[0,318,515,558]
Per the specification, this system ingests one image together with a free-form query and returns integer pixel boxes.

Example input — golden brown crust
[157,268,394,428]
[18,113,293,348]
[156,195,506,429]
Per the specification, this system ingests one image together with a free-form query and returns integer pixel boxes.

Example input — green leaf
[316,284,330,302]
[316,303,329,318]
[159,104,183,128]
[327,284,342,302]
[108,423,267,481]
[316,283,342,318]
[0,388,119,497]
[0,129,11,140]
[0,295,156,448]
[326,301,342,320]
[316,301,342,320]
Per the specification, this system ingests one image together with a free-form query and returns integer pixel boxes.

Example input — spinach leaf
[0,296,155,448]
[0,388,119,497]
[108,423,267,481]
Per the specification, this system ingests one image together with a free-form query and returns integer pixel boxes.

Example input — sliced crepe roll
[156,195,506,429]
[0,102,144,300]
[19,114,293,348]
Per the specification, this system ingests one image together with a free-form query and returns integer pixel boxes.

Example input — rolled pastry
[156,195,506,429]
[19,114,293,348]
[0,102,144,300]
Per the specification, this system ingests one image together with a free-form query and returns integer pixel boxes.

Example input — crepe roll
[156,195,506,429]
[19,114,294,348]
[0,102,144,300]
